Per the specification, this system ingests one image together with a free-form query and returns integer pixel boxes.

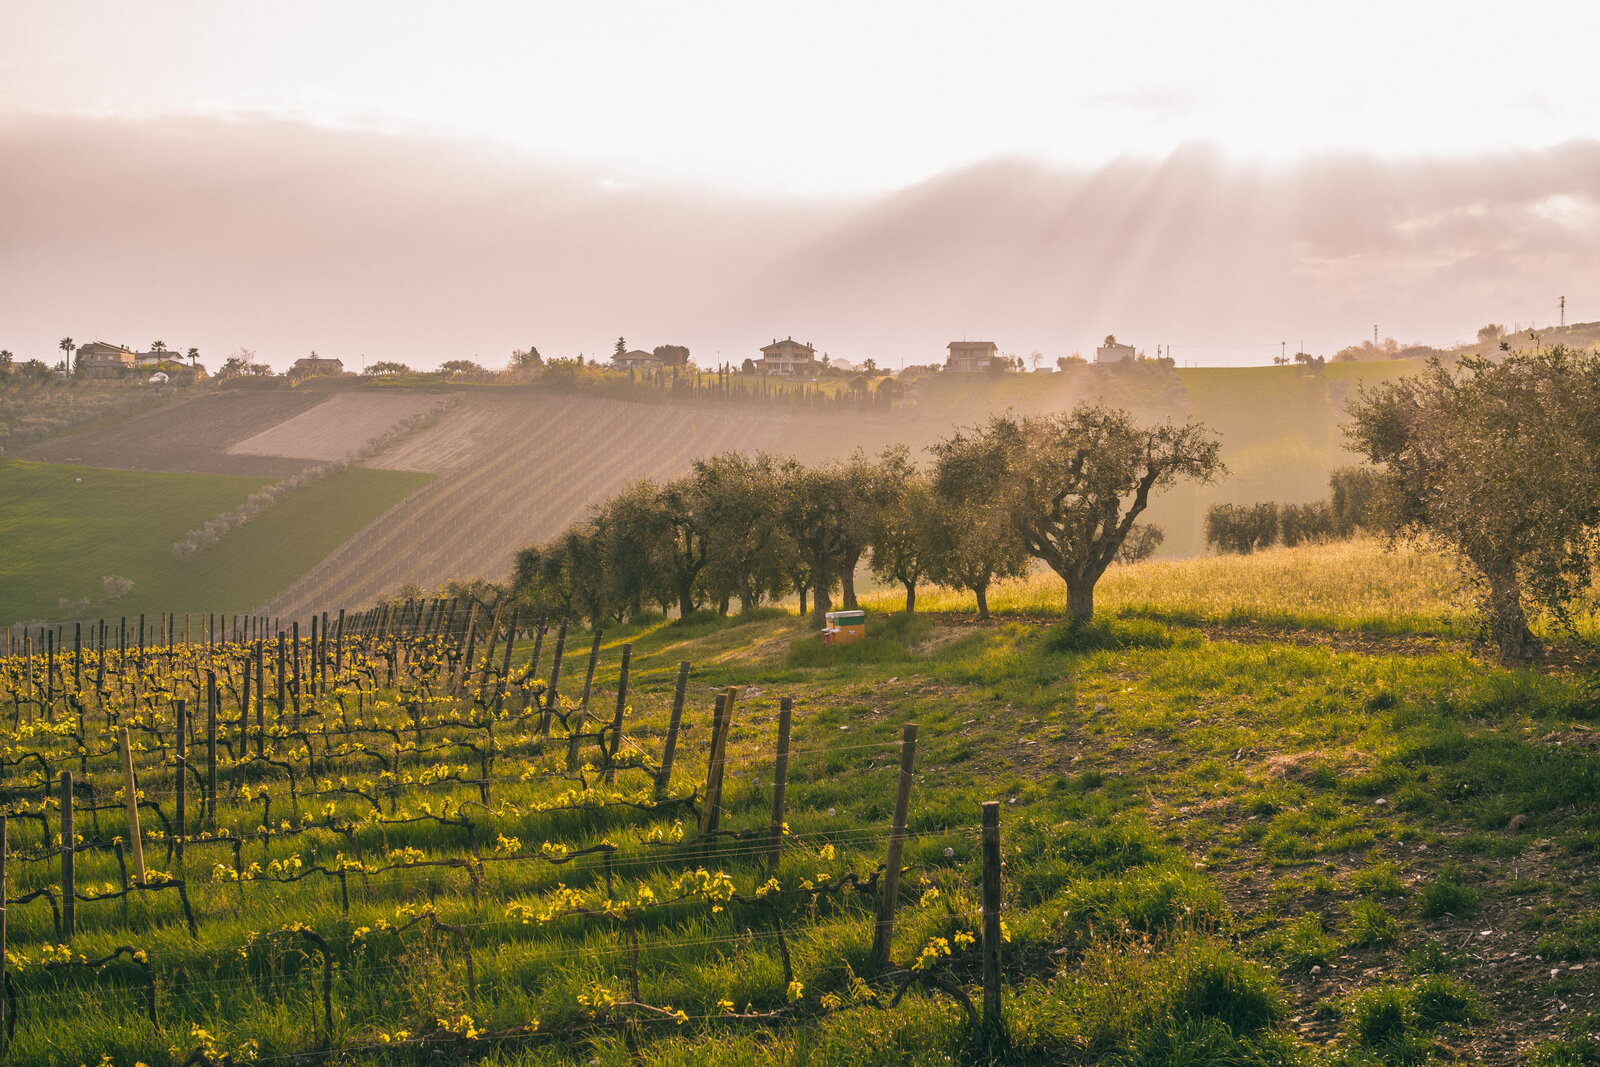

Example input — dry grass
[863,539,1501,636]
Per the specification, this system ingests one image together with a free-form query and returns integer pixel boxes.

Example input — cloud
[2,115,1598,369]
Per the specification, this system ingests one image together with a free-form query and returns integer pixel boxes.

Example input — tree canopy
[1346,347,1600,662]
[934,405,1222,622]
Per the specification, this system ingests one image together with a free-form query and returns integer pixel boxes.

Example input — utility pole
[1560,295,1565,328]
[1281,341,1286,363]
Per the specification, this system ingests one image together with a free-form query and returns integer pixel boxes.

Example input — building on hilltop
[945,340,1003,373]
[76,341,138,379]
[292,354,346,377]
[612,349,662,372]
[1095,341,1137,363]
[758,337,819,377]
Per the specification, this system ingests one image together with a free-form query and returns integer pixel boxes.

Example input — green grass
[5,538,1599,1063]
[0,458,430,623]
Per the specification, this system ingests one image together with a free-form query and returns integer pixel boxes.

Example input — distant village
[27,335,1162,385]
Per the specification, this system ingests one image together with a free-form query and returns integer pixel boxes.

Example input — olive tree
[867,447,936,613]
[935,405,1223,623]
[1346,347,1600,663]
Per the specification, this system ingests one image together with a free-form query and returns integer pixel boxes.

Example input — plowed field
[21,390,325,477]
[257,392,787,615]
[228,391,448,461]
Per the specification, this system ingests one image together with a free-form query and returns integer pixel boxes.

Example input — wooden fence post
[335,609,346,674]
[174,699,187,873]
[307,614,318,698]
[206,672,219,826]
[255,641,266,757]
[1,813,7,1051]
[699,687,739,838]
[276,632,287,722]
[871,723,919,969]
[520,619,546,712]
[982,800,1002,1033]
[655,661,692,799]
[493,606,519,707]
[603,644,632,783]
[455,603,480,695]
[565,631,603,769]
[767,697,794,869]
[119,727,146,885]
[543,617,569,728]
[60,770,75,938]
[476,599,506,691]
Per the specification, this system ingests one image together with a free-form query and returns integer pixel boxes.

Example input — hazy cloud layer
[3,116,1598,370]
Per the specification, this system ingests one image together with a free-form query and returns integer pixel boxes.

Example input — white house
[758,337,819,377]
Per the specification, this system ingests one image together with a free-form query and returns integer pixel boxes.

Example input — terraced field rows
[259,393,787,614]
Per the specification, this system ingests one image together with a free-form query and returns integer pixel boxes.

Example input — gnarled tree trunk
[1486,568,1541,664]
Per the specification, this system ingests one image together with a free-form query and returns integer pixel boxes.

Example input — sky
[4,1,1600,369]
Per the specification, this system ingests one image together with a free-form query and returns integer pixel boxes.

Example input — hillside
[3,540,1595,1065]
[3,363,1422,623]
[257,391,791,617]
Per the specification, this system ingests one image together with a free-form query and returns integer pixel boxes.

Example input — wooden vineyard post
[520,619,546,712]
[206,673,219,826]
[1,813,7,1052]
[319,611,329,694]
[699,687,740,839]
[119,726,146,885]
[174,699,187,873]
[307,614,318,698]
[455,603,480,696]
[871,723,919,969]
[240,660,251,763]
[334,609,346,674]
[73,621,82,694]
[654,661,692,799]
[982,800,1002,1033]
[603,643,632,784]
[493,606,519,708]
[565,630,603,770]
[291,621,303,718]
[767,697,794,869]
[541,618,569,732]
[255,641,266,756]
[60,770,75,938]
[276,632,287,722]
[698,692,727,839]
[138,613,145,666]
[476,599,506,691]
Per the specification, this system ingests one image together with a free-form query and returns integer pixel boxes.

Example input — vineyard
[0,604,1019,1065]
[260,394,790,618]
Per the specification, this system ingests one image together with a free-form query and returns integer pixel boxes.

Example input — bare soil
[228,391,447,462]
[21,390,324,477]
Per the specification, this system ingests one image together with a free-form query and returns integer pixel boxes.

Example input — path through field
[257,392,787,615]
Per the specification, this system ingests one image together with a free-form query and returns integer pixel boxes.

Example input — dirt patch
[21,390,325,476]
[228,392,447,462]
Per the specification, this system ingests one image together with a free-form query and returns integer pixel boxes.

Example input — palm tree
[59,337,76,375]
[186,347,199,367]
[150,340,167,353]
